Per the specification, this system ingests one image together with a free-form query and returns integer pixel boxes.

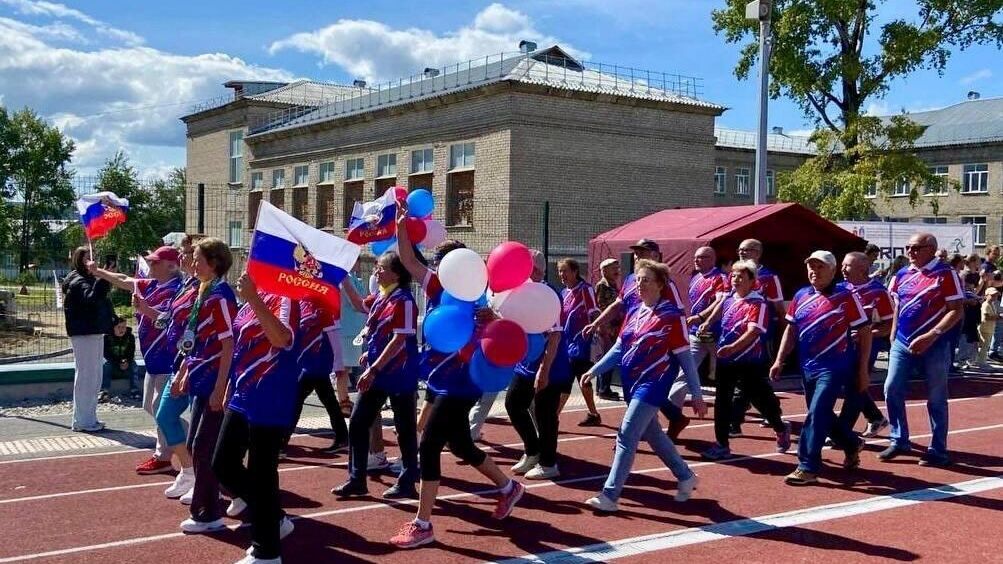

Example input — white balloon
[498,282,561,333]
[422,219,447,249]
[438,248,488,301]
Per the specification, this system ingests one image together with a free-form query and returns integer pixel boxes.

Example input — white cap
[599,258,619,270]
[804,250,837,268]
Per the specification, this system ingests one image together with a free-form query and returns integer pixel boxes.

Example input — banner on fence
[837,220,976,270]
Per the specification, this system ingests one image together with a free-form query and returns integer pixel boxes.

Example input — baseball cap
[599,258,619,269]
[629,239,660,253]
[147,246,181,264]
[804,250,837,268]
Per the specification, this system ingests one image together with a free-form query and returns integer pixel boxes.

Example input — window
[319,162,335,183]
[343,181,363,228]
[377,154,397,178]
[449,142,475,169]
[925,165,949,195]
[294,165,309,187]
[227,220,242,248]
[883,217,909,223]
[963,216,987,246]
[248,191,262,229]
[411,148,433,174]
[922,217,947,224]
[316,186,335,229]
[766,169,775,197]
[735,168,750,196]
[272,169,285,189]
[269,188,284,209]
[447,171,474,226]
[228,131,243,184]
[962,164,989,194]
[864,183,877,198]
[292,187,308,220]
[713,167,726,194]
[250,172,264,190]
[892,178,910,196]
[346,158,364,180]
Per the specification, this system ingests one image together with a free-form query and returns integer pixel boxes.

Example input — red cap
[147,246,180,264]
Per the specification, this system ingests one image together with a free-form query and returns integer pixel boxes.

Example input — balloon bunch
[370,188,447,255]
[421,241,562,393]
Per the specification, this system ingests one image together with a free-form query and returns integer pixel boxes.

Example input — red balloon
[480,319,528,367]
[393,186,408,203]
[405,217,427,243]
[487,241,533,293]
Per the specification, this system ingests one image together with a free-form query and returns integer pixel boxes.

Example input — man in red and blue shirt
[684,246,729,395]
[559,259,602,425]
[881,233,963,466]
[771,251,871,485]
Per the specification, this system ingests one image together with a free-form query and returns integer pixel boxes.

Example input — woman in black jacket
[62,246,114,432]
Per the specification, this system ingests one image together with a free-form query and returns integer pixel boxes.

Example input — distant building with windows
[711,127,814,204]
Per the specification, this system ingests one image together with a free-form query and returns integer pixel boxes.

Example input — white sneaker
[71,421,106,432]
[236,555,282,564]
[164,469,195,498]
[861,418,889,438]
[585,494,618,512]
[179,487,194,505]
[675,474,699,502]
[524,464,560,480]
[280,516,294,539]
[510,454,540,475]
[367,452,389,471]
[180,517,226,534]
[227,497,248,517]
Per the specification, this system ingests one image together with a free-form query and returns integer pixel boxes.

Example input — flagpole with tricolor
[75,191,129,261]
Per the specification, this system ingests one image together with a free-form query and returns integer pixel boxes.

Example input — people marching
[71,192,981,562]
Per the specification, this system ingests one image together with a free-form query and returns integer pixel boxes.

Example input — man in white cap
[771,250,871,485]
[593,258,621,401]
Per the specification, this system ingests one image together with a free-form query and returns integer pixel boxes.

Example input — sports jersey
[838,278,895,323]
[179,281,238,398]
[296,298,339,378]
[619,298,691,406]
[561,279,599,360]
[228,293,299,427]
[785,285,868,376]
[755,265,784,303]
[688,267,729,336]
[888,258,964,346]
[134,276,182,374]
[163,276,199,356]
[717,290,769,365]
[365,285,419,394]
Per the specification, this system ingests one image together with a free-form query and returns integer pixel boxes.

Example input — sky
[1,0,1000,179]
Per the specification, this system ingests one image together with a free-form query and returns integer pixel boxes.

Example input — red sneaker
[389,521,434,549]
[492,480,525,519]
[136,457,174,475]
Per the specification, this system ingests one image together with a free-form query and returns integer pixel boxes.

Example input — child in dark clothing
[103,315,139,396]
[959,273,982,368]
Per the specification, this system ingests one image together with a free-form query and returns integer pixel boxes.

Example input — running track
[1,375,1001,563]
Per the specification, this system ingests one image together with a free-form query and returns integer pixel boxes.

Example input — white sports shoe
[226,497,248,517]
[179,487,194,505]
[180,517,226,534]
[510,454,540,475]
[524,464,560,480]
[236,555,282,563]
[675,474,699,502]
[585,494,619,512]
[164,469,195,498]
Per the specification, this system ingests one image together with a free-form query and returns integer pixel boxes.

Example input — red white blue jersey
[619,298,690,405]
[134,276,182,375]
[562,279,599,360]
[163,277,199,357]
[296,299,339,378]
[785,285,868,375]
[229,293,299,427]
[755,265,784,303]
[619,273,641,318]
[838,279,894,323]
[688,268,729,336]
[889,259,963,346]
[365,286,419,393]
[180,282,238,398]
[717,290,769,365]
[420,271,481,398]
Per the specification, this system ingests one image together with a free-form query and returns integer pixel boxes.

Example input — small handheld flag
[76,192,129,240]
[347,187,398,245]
[248,201,361,317]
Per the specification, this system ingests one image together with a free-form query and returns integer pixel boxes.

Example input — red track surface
[1,376,1001,563]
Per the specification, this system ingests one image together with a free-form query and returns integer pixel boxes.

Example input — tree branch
[806,92,840,132]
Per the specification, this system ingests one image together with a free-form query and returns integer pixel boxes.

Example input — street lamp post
[747,0,772,205]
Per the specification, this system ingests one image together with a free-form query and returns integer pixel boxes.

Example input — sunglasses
[905,244,933,251]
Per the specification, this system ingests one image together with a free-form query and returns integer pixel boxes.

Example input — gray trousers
[70,334,104,428]
[667,335,716,407]
[469,392,500,439]
[187,395,224,522]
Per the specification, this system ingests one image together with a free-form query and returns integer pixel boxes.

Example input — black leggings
[419,395,487,481]
[212,409,285,560]
[504,375,562,467]
[715,361,785,448]
[348,388,418,486]
[285,375,347,445]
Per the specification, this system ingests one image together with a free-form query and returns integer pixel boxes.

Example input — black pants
[836,388,885,429]
[285,375,347,446]
[212,409,284,559]
[187,394,224,522]
[715,362,785,448]
[504,375,563,467]
[420,395,488,481]
[348,388,418,486]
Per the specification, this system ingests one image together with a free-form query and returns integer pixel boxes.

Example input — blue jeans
[102,361,139,391]
[798,367,858,473]
[602,398,693,502]
[884,338,951,457]
[155,376,191,447]
[991,321,1003,354]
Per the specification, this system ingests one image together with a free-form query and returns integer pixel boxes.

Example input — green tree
[0,107,76,269]
[712,1,1003,219]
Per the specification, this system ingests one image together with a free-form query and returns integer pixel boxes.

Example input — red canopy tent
[588,203,867,306]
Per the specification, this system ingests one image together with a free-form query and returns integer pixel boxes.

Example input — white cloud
[960,68,992,86]
[0,0,143,45]
[864,101,891,116]
[268,2,586,83]
[0,15,85,42]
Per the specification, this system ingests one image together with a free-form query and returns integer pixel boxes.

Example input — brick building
[711,127,813,204]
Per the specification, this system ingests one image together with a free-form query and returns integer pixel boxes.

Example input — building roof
[245,80,362,106]
[714,127,815,155]
[897,96,1003,148]
[247,46,722,137]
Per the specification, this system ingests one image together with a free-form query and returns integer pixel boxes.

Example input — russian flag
[248,201,361,317]
[76,192,129,240]
[347,187,399,245]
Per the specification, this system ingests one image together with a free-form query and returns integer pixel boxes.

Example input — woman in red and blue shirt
[582,260,707,512]
[557,258,602,426]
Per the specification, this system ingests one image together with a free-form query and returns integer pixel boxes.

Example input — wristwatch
[932,328,944,336]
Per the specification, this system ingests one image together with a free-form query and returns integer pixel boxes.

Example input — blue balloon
[440,291,475,312]
[371,237,397,255]
[423,305,474,353]
[474,293,489,308]
[407,189,435,218]
[523,333,546,364]
[470,348,513,393]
